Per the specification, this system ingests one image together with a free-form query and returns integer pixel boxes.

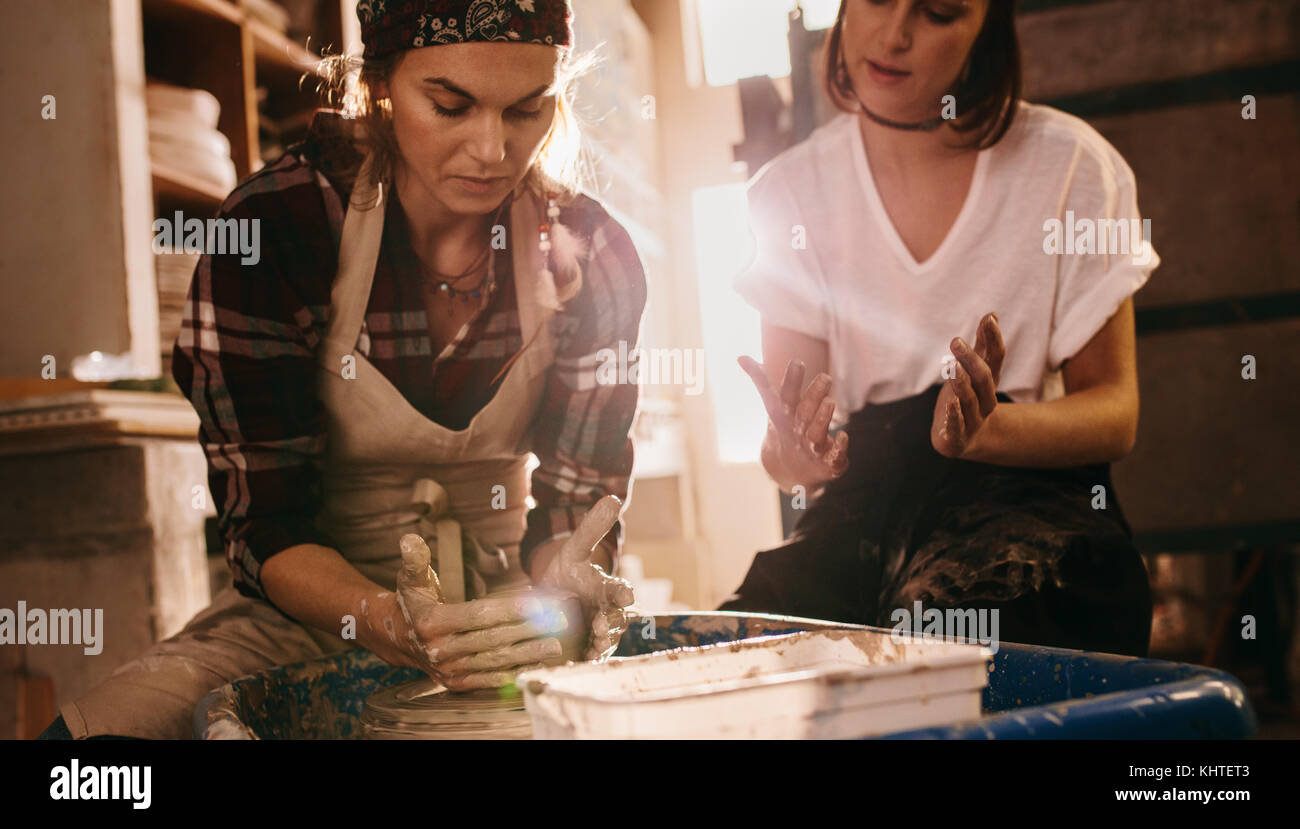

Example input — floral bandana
[357,0,574,58]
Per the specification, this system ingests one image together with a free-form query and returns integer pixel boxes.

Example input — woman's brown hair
[822,0,1021,149]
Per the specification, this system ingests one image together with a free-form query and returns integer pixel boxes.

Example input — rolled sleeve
[1049,156,1160,370]
[227,512,341,598]
[733,168,831,340]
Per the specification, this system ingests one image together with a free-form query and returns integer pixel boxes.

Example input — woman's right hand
[361,534,571,691]
[739,355,849,493]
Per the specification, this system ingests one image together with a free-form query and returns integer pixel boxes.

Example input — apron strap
[324,154,385,354]
[510,189,545,343]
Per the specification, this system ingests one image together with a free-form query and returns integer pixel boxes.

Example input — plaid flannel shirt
[172,111,646,602]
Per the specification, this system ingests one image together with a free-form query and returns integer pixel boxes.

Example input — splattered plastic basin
[195,612,1257,739]
[517,629,993,739]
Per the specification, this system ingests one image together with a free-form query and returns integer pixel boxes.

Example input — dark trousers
[718,385,1153,657]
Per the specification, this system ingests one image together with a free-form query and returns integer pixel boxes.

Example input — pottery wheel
[361,677,533,740]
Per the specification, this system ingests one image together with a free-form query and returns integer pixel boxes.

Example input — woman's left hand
[932,312,1005,458]
[536,495,635,662]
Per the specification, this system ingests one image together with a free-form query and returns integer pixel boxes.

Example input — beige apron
[61,168,560,738]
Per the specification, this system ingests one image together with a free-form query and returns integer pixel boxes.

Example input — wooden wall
[1017,0,1300,546]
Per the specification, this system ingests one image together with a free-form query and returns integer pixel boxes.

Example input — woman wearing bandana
[46,0,645,739]
[721,0,1156,657]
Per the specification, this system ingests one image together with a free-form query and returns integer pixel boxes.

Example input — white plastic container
[518,629,990,739]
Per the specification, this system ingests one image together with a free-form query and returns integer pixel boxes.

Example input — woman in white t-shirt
[722,0,1158,656]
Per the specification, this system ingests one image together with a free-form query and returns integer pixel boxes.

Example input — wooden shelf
[142,0,347,180]
[0,379,111,400]
[144,0,331,80]
[141,0,242,26]
[152,162,228,209]
[0,390,201,456]
[249,16,325,78]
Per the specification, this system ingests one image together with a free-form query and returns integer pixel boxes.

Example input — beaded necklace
[414,199,510,310]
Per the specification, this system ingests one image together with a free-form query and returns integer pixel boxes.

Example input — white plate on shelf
[146,81,222,129]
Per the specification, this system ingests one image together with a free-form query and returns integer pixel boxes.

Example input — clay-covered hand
[536,495,635,662]
[739,355,849,491]
[931,312,1005,458]
[367,534,571,691]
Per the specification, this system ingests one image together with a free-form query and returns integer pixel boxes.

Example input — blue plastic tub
[196,612,1256,739]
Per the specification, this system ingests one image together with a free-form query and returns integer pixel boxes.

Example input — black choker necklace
[859,103,946,132]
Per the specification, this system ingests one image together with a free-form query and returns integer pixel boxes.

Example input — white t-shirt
[734,101,1159,412]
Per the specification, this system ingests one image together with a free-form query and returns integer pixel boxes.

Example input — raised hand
[739,355,849,492]
[537,495,636,662]
[931,312,1006,458]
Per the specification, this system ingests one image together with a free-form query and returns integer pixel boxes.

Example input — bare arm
[760,321,831,395]
[261,544,410,664]
[743,321,847,494]
[955,300,1140,468]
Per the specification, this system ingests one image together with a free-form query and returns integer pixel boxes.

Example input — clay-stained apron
[312,155,561,595]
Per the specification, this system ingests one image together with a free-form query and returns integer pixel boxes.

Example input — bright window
[691,183,766,464]
[800,0,842,30]
[695,0,842,87]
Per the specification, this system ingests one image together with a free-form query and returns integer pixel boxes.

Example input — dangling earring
[535,193,561,312]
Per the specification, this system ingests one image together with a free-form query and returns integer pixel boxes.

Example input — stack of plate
[362,678,534,740]
[155,249,199,369]
[147,81,237,193]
